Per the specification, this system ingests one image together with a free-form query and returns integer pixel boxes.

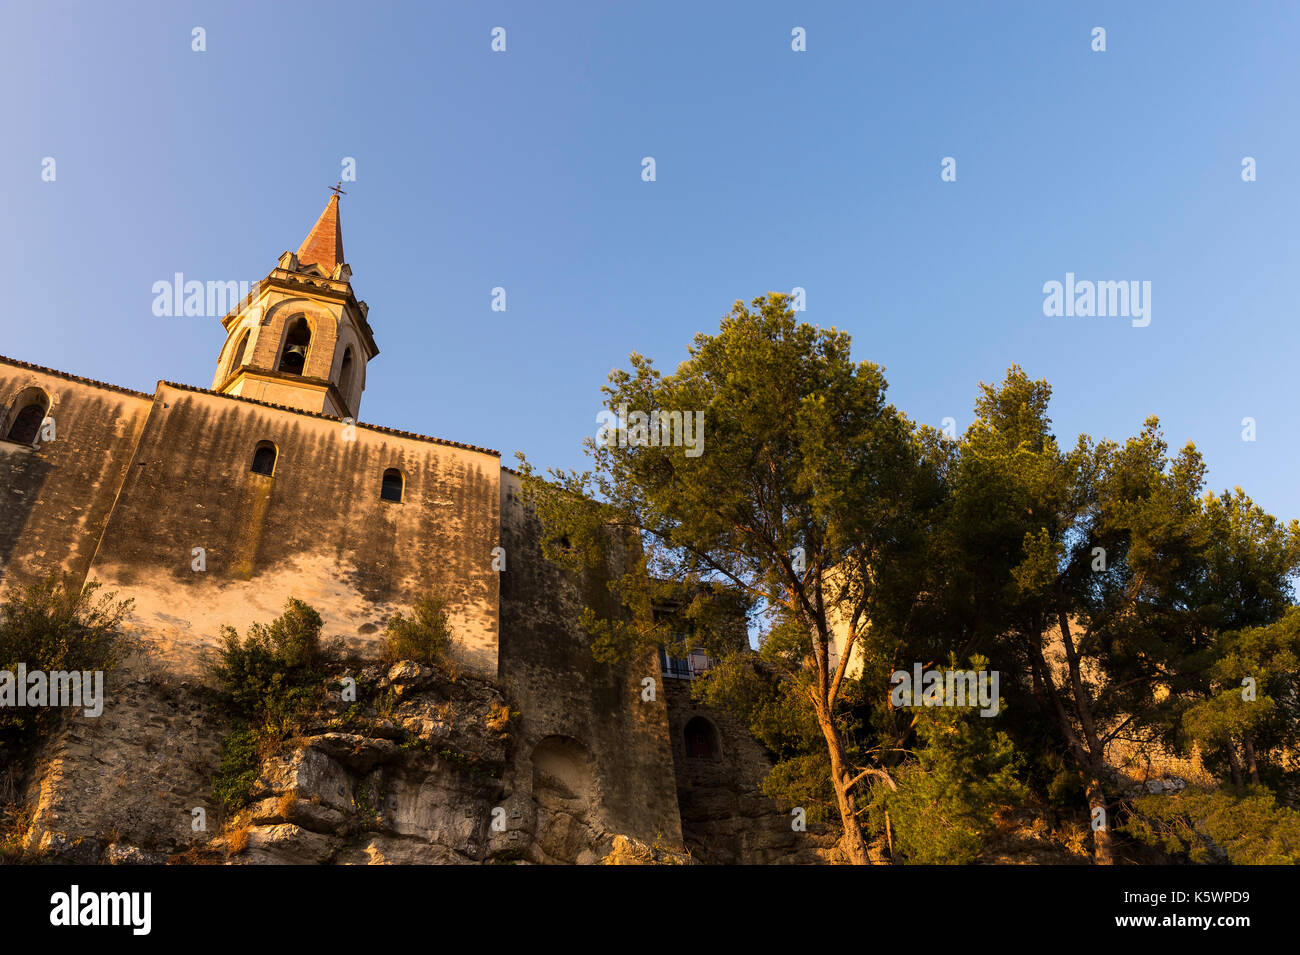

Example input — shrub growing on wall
[208,597,326,811]
[0,575,133,760]
[382,595,453,667]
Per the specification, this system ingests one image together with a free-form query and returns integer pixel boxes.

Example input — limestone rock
[302,732,400,775]
[103,842,168,865]
[254,747,354,815]
[335,835,477,865]
[237,824,340,865]
[602,835,693,865]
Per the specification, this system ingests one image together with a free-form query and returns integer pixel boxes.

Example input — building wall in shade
[0,358,153,593]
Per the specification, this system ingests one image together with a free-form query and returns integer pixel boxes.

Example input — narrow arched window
[381,468,403,502]
[338,347,354,403]
[251,441,277,476]
[278,317,311,375]
[5,404,45,444]
[229,330,250,376]
[4,388,51,445]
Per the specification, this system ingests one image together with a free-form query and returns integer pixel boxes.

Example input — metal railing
[659,649,713,679]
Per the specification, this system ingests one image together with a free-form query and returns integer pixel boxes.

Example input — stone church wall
[85,383,501,676]
[0,359,153,594]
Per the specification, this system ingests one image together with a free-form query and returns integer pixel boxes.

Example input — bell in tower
[210,187,379,418]
[280,344,308,375]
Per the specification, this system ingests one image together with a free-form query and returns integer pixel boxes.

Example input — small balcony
[659,647,714,679]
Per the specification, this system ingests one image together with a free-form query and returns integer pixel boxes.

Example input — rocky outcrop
[17,668,224,862]
[601,834,693,865]
[11,658,670,865]
[9,646,872,865]
[215,661,516,865]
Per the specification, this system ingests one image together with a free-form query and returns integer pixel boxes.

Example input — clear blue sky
[3,1,1298,521]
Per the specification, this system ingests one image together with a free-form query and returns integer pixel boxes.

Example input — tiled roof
[0,355,500,457]
[0,355,152,398]
[296,193,344,272]
[157,379,501,456]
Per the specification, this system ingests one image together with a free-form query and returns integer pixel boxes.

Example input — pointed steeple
[295,191,345,272]
[211,184,376,418]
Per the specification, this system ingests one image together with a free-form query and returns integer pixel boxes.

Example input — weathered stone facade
[0,365,152,589]
[664,678,842,864]
[0,196,823,864]
[499,470,684,858]
[88,381,502,677]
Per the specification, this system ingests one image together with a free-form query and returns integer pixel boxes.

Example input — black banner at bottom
[0,862,1280,943]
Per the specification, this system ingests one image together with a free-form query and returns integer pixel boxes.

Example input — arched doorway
[684,716,720,760]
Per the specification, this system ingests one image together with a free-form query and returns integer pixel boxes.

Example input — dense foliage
[0,576,133,760]
[519,293,1300,864]
[209,598,327,811]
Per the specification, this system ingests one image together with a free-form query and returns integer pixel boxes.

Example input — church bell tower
[212,188,378,418]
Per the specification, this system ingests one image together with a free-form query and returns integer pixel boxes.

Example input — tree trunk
[1087,775,1114,865]
[1243,739,1261,786]
[1052,611,1117,866]
[1227,742,1244,788]
[817,709,873,864]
